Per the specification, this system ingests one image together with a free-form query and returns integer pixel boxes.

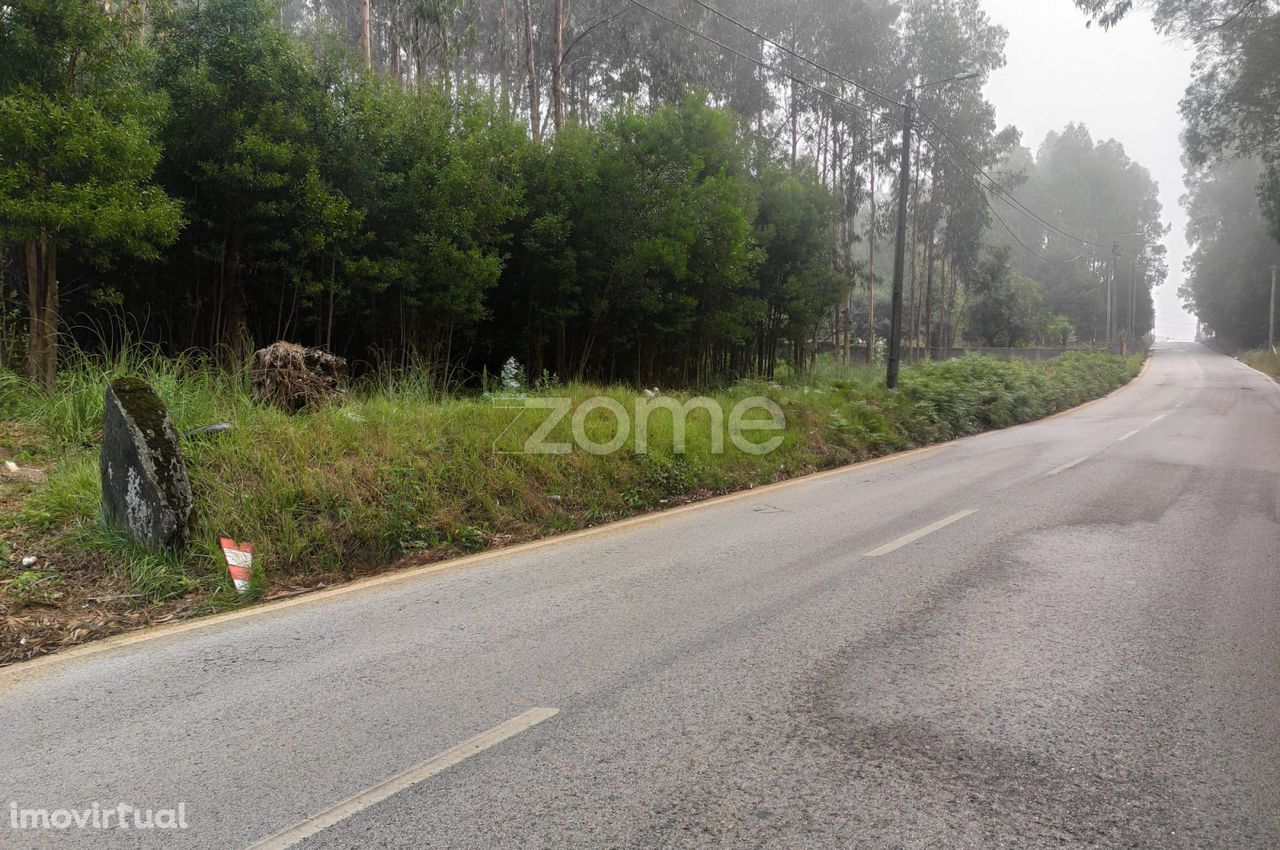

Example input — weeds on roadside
[1,347,1141,606]
[1240,349,1280,378]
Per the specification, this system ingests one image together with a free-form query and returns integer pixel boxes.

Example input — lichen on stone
[101,377,193,550]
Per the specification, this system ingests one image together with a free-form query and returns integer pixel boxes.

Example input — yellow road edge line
[864,509,978,558]
[0,444,946,684]
[244,707,559,850]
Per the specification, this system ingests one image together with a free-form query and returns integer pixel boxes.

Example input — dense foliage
[987,126,1166,348]
[1077,1,1280,344]
[0,0,182,385]
[0,0,1169,388]
[1180,159,1280,348]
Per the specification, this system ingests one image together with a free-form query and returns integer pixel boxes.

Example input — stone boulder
[100,377,194,550]
[250,341,346,413]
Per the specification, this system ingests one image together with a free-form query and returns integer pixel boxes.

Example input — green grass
[2,348,1142,607]
[1240,349,1280,378]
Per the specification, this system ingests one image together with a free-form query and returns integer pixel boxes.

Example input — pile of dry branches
[249,342,346,413]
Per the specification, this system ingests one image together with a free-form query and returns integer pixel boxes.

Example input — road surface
[3,341,1279,848]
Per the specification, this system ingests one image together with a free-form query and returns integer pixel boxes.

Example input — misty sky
[979,0,1198,340]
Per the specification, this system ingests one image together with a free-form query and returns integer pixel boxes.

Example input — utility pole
[886,88,913,390]
[1270,265,1277,351]
[1107,240,1118,353]
[1128,240,1139,355]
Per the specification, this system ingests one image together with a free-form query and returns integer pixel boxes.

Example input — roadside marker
[220,538,254,593]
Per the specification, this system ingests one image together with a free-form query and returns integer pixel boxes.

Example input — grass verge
[0,349,1142,663]
[1239,348,1280,378]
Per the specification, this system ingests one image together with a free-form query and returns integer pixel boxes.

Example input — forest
[1,0,1167,389]
[1077,0,1280,349]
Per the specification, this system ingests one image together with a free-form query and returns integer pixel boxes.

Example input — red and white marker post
[219,538,254,593]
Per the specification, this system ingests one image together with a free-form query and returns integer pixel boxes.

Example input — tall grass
[1240,349,1280,378]
[4,348,1141,604]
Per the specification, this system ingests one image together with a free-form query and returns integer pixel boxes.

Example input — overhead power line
[681,0,907,112]
[625,0,1112,251]
[624,0,897,121]
[915,126,1091,264]
[914,105,1101,247]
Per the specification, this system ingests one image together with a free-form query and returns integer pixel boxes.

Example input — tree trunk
[41,239,57,389]
[788,0,799,166]
[361,0,372,70]
[412,17,423,90]
[923,225,935,359]
[498,2,511,112]
[225,227,249,360]
[440,15,451,96]
[24,234,58,389]
[520,0,540,141]
[25,238,45,387]
[944,256,959,353]
[907,138,921,362]
[866,118,876,365]
[552,0,564,132]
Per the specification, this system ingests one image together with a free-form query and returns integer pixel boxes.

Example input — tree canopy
[0,0,1172,385]
[0,0,181,385]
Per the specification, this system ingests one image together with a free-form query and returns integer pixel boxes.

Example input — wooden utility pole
[907,134,921,363]
[886,88,913,389]
[1128,240,1139,354]
[1270,265,1277,352]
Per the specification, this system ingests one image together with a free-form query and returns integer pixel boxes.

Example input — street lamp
[916,70,980,90]
[886,71,980,390]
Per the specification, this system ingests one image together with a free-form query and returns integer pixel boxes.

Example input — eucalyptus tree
[754,160,843,375]
[153,0,353,354]
[896,0,1016,357]
[1181,158,1280,348]
[1077,1,1280,243]
[0,0,181,386]
[984,125,1166,344]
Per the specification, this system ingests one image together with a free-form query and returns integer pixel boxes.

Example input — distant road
[4,341,1279,849]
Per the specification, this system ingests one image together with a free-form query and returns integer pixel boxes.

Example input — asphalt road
[3,341,1280,849]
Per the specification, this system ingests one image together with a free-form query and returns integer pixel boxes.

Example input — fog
[982,0,1198,340]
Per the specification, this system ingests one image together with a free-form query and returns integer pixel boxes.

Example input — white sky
[979,0,1198,339]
